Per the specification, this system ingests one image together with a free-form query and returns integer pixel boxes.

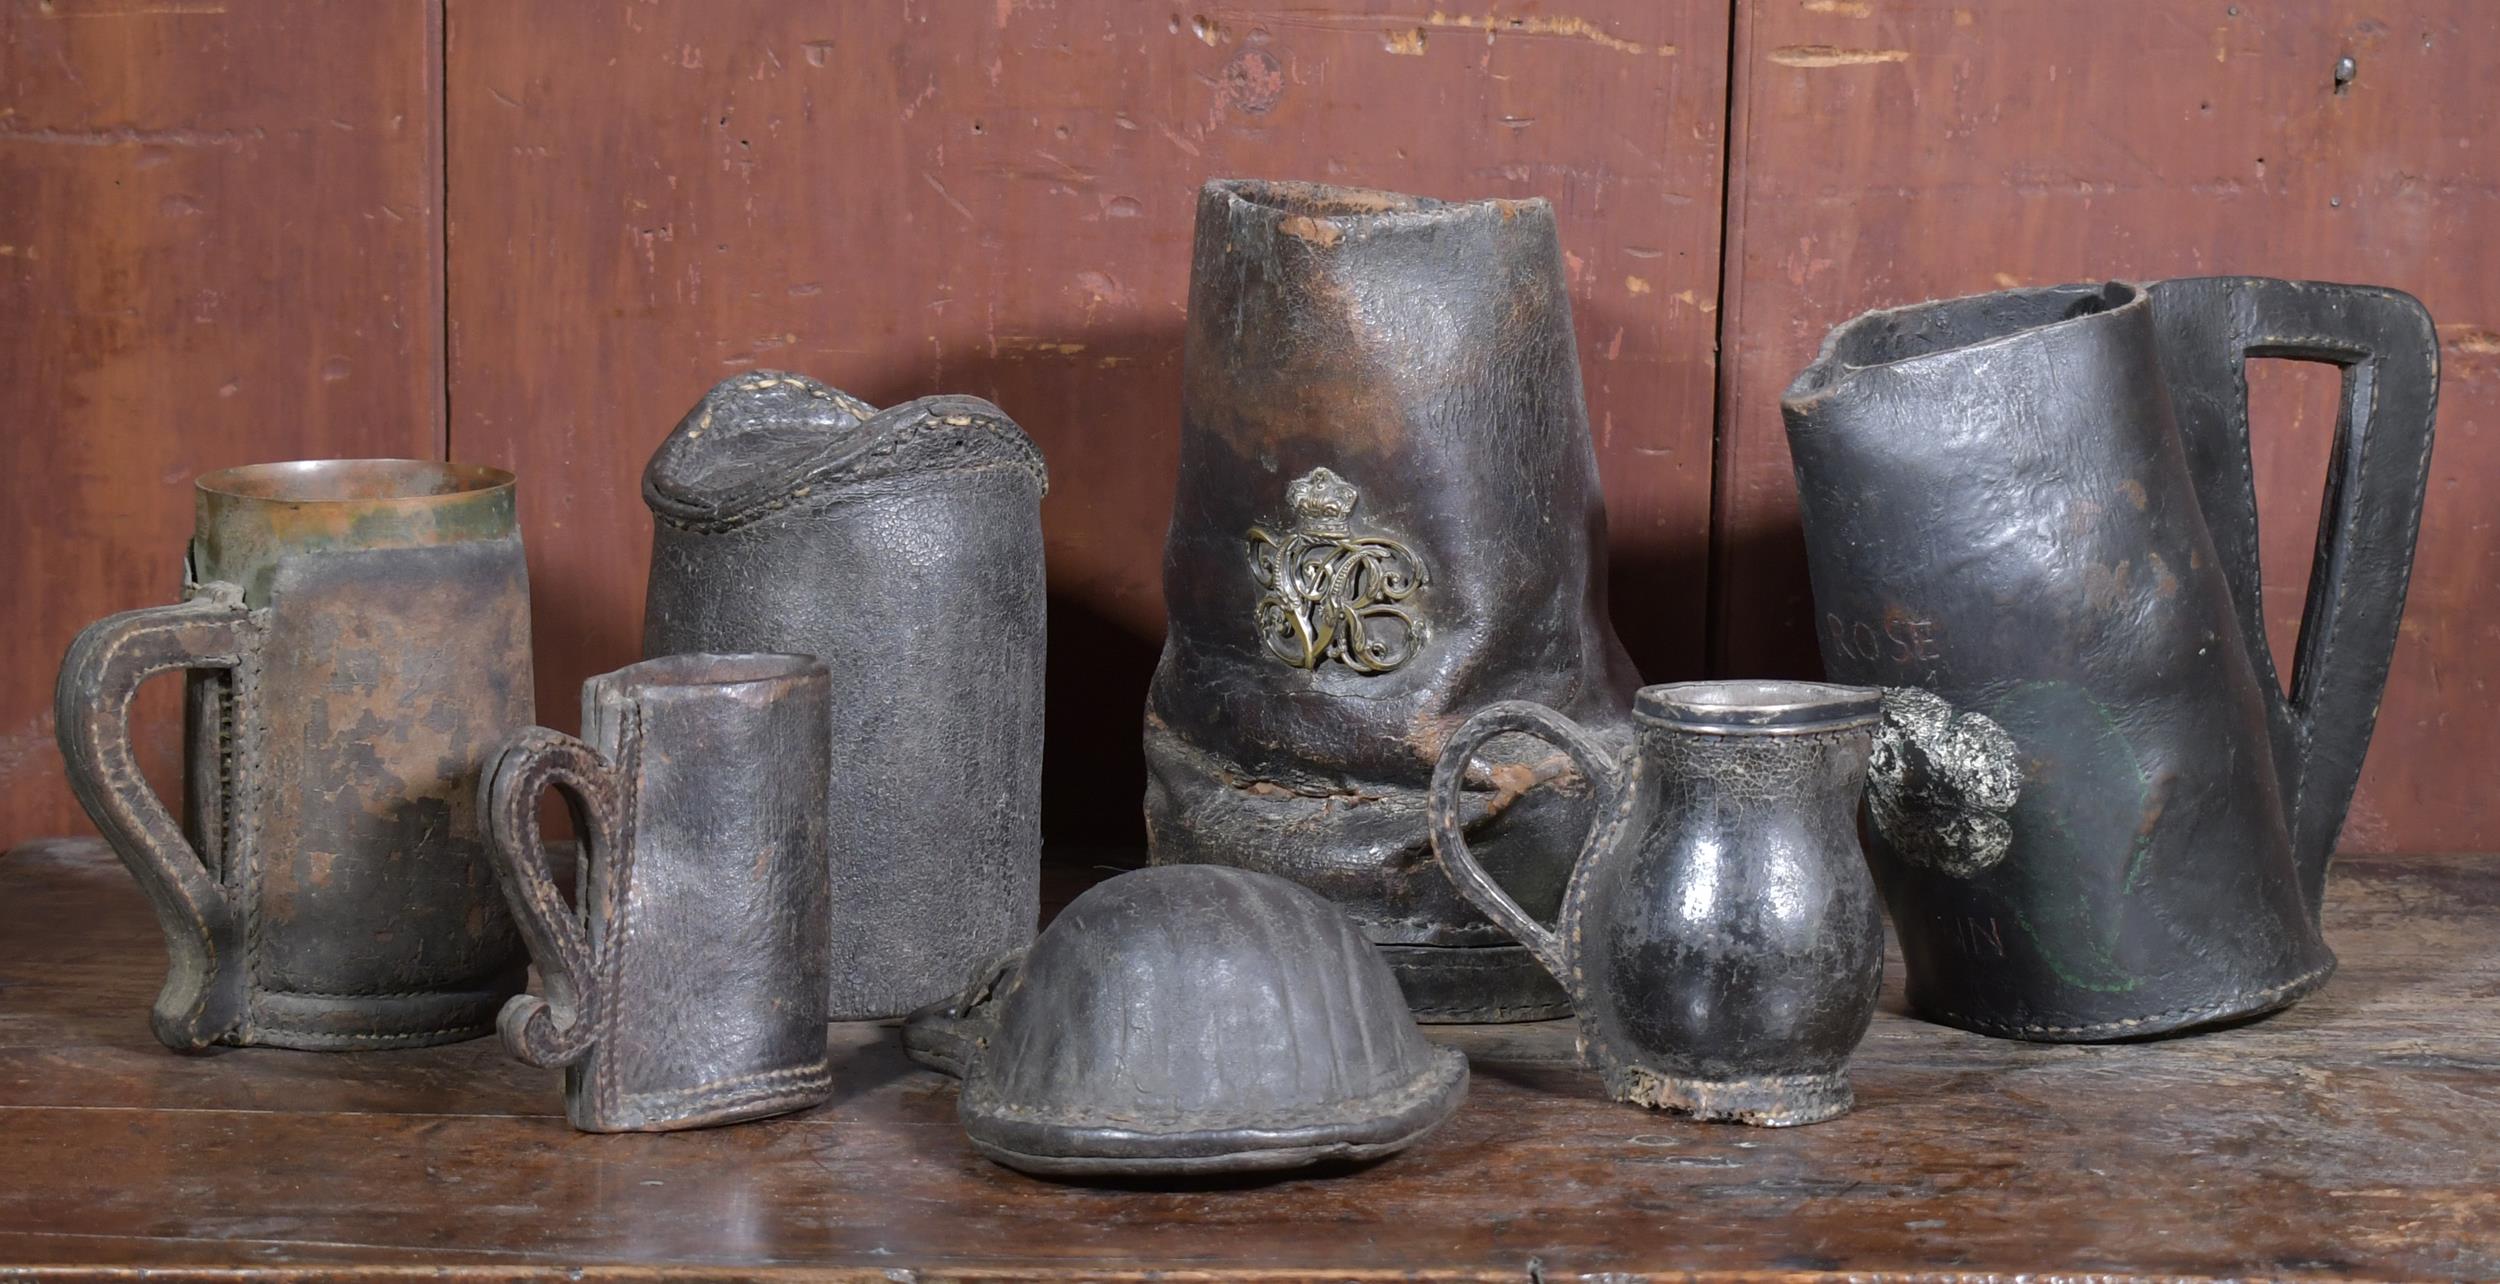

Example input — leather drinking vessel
[1783,277,2440,1041]
[484,653,835,1133]
[1431,682,1887,1126]
[56,460,533,1051]
[1145,178,1641,1023]
[642,372,1047,1020]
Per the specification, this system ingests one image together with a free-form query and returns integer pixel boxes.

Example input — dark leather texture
[484,653,835,1134]
[902,864,1467,1179]
[1144,179,1639,1023]
[1432,684,1886,1127]
[57,537,533,1052]
[641,373,1047,1020]
[1782,277,2438,1042]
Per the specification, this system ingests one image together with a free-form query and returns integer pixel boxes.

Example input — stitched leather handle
[1427,700,1633,987]
[481,726,629,1069]
[2150,277,2440,913]
[900,952,1023,1080]
[54,586,259,1051]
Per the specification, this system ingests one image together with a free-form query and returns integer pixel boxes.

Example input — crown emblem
[1286,467,1360,526]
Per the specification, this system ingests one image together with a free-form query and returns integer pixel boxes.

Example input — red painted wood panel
[1711,0,2498,852]
[443,0,1731,840]
[0,1,445,846]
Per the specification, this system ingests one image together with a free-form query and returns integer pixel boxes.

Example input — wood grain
[4,834,2496,1278]
[1710,0,2500,854]
[0,1,444,845]
[441,0,1730,842]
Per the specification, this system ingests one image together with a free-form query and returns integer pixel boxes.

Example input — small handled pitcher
[1430,681,1887,1126]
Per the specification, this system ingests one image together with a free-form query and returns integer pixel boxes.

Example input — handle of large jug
[54,585,261,1051]
[1427,700,1636,993]
[2149,277,2440,915]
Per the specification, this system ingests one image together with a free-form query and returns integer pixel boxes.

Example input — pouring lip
[1782,280,2148,409]
[1635,680,1883,734]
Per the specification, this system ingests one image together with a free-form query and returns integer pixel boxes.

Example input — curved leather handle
[2150,277,2440,912]
[899,951,1023,1080]
[1426,700,1634,987]
[54,586,259,1051]
[481,726,629,1069]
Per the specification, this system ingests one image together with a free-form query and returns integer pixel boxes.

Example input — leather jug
[1782,277,2439,1041]
[642,372,1047,1020]
[1431,682,1886,1126]
[1144,178,1642,1023]
[57,460,532,1051]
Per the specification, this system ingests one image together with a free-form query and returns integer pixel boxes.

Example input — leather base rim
[1380,942,1573,1024]
[236,976,522,1051]
[962,1046,1468,1179]
[1610,1065,1853,1127]
[1906,956,2338,1043]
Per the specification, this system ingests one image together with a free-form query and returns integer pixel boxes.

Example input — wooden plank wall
[441,1,1731,842]
[1710,0,2499,854]
[3,1,2490,853]
[0,1,444,842]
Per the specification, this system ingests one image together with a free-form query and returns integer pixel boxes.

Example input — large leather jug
[1782,277,2438,1041]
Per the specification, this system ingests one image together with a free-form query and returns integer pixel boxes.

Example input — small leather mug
[56,460,533,1051]
[483,653,834,1133]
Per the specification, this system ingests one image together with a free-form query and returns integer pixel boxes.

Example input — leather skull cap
[903,864,1468,1178]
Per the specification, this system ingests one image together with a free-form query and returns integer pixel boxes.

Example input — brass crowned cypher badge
[1248,467,1427,674]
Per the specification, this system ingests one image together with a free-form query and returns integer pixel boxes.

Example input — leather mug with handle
[56,460,533,1052]
[484,653,835,1133]
[1430,682,1888,1127]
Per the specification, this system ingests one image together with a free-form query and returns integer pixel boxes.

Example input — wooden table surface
[1,837,2494,1281]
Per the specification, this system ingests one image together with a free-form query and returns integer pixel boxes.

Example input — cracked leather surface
[1144,180,1639,1021]
[642,373,1046,1020]
[485,654,834,1133]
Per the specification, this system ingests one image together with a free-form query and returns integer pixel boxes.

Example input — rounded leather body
[1783,282,2337,1039]
[947,865,1467,1176]
[1144,179,1639,1000]
[1577,705,1884,1096]
[642,374,1046,1020]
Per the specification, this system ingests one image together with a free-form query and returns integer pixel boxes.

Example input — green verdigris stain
[190,464,517,606]
[1986,679,2160,995]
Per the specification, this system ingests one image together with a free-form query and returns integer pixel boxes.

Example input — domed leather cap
[903,865,1468,1178]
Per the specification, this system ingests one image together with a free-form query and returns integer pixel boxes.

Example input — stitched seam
[248,1021,494,1044]
[96,607,256,1036]
[613,1062,834,1113]
[591,708,644,1122]
[255,986,514,1000]
[648,410,1045,535]
[229,614,269,1039]
[1931,960,2335,1036]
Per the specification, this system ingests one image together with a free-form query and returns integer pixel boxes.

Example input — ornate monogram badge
[1248,467,1426,674]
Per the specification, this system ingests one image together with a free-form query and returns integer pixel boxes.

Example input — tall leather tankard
[1783,277,2438,1041]
[57,460,533,1051]
[642,373,1047,1020]
[1144,179,1641,1023]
